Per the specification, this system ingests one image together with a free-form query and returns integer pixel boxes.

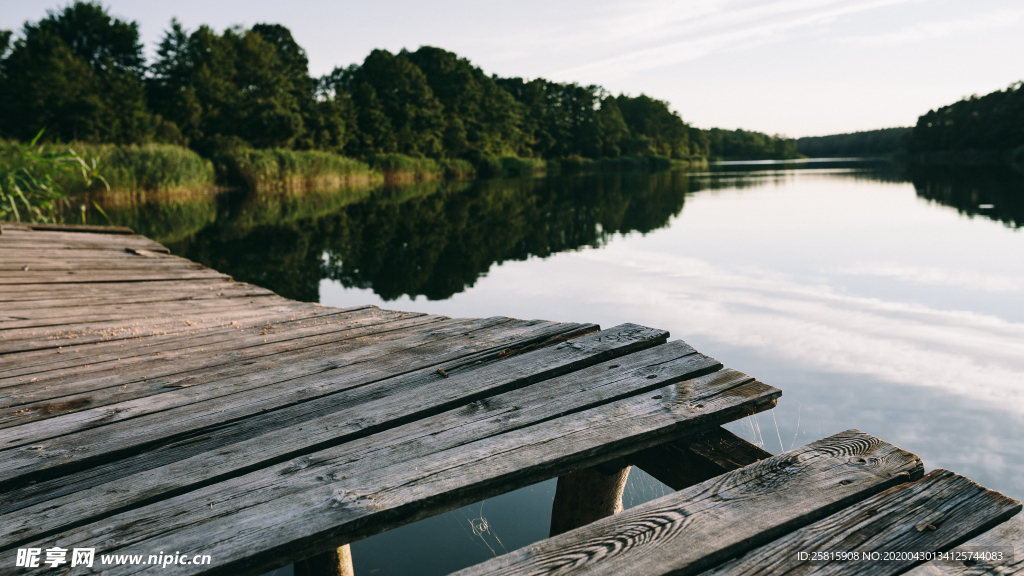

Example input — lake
[102,160,1024,576]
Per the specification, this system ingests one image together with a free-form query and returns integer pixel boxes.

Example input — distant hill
[797,127,911,158]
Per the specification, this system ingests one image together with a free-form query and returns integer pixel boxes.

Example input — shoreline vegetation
[0,2,780,211]
[0,138,710,198]
[797,82,1024,171]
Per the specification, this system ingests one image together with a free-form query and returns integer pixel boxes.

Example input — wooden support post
[293,544,354,576]
[549,462,632,537]
[546,427,768,538]
[627,427,772,491]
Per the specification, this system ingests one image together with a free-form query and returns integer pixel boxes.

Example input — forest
[906,81,1024,165]
[0,2,797,169]
[797,127,911,158]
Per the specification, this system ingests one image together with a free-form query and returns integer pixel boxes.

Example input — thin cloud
[850,7,1024,45]
[837,263,1023,292]
[461,246,1024,413]
[546,0,915,81]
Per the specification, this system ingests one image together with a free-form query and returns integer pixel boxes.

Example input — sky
[2,0,1022,137]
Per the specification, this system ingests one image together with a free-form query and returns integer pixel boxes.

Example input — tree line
[0,2,798,164]
[797,127,911,158]
[907,82,1024,158]
[798,83,1024,162]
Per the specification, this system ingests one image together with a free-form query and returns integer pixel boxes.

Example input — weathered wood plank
[699,469,1022,576]
[0,306,384,378]
[0,305,394,378]
[0,318,591,481]
[0,234,168,253]
[452,430,922,576]
[2,367,780,575]
[0,280,238,303]
[0,262,205,275]
[0,248,170,260]
[0,313,442,423]
[0,287,275,313]
[0,223,135,234]
[1,331,687,544]
[904,514,1024,575]
[0,315,528,440]
[628,427,773,490]
[0,286,278,316]
[0,227,155,243]
[0,296,302,331]
[0,303,339,355]
[0,269,229,284]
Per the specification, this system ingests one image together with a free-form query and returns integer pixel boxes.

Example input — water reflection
[910,165,1024,229]
[95,162,1022,306]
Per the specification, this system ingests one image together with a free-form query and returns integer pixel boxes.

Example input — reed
[4,142,217,195]
[475,156,547,178]
[221,149,378,193]
[0,133,106,222]
[552,155,684,175]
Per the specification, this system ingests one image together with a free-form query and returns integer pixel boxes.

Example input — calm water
[105,161,1024,576]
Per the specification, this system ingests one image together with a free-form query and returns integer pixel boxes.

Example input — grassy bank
[551,155,701,174]
[0,141,217,195]
[366,154,475,182]
[221,149,380,192]
[3,138,708,209]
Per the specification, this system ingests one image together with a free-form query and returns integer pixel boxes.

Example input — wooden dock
[1,223,1020,575]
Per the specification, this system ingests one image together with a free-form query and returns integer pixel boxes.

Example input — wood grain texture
[628,426,773,490]
[549,465,632,537]
[699,469,1021,576]
[0,304,339,355]
[0,317,591,483]
[0,328,678,547]
[0,311,440,422]
[0,223,135,234]
[452,430,922,576]
[0,304,376,377]
[1,369,779,575]
[904,514,1024,576]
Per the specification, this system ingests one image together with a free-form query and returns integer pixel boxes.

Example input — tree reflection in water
[94,163,1023,304]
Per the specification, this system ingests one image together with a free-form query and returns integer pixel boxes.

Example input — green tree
[148,22,307,152]
[330,50,447,158]
[0,30,13,58]
[696,127,799,160]
[405,46,524,160]
[34,0,144,74]
[908,82,1024,154]
[492,77,556,157]
[494,78,606,158]
[251,24,347,151]
[596,96,630,157]
[0,2,158,144]
[616,94,691,158]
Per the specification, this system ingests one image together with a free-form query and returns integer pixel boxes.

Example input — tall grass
[475,157,547,178]
[363,154,475,181]
[223,149,378,192]
[551,155,690,175]
[0,133,107,222]
[93,144,215,194]
[14,142,215,195]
